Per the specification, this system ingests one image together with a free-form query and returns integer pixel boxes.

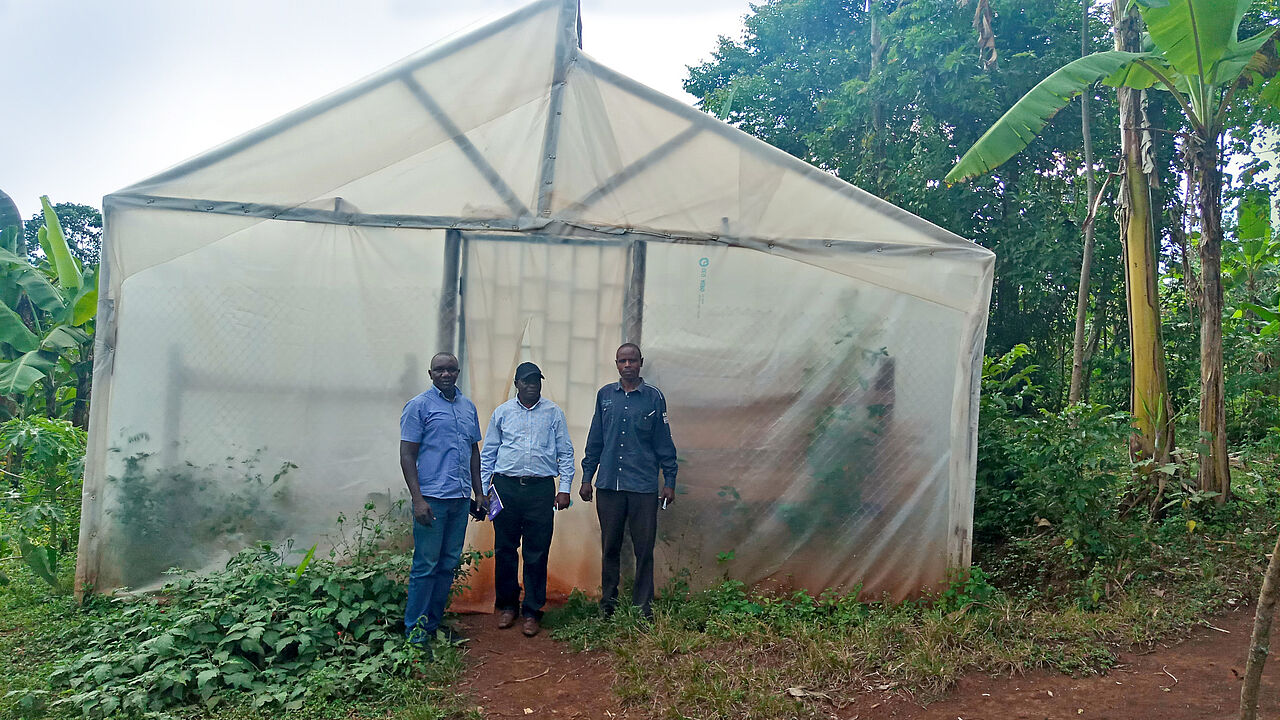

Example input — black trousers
[596,488,658,616]
[492,475,556,620]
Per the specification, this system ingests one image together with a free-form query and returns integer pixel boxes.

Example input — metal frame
[119,0,559,193]
[534,0,581,217]
[401,77,531,219]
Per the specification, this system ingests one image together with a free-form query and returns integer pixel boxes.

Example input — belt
[494,473,554,485]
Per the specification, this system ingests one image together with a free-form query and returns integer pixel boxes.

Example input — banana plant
[946,0,1280,504]
[0,196,97,422]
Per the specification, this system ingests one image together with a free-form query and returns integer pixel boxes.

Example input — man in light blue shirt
[399,351,483,646]
[480,361,575,637]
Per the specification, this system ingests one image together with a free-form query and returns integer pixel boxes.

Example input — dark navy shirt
[582,380,678,493]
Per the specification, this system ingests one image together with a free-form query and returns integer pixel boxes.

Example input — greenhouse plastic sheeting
[77,0,994,606]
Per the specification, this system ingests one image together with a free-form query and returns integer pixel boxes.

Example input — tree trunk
[1069,0,1099,405]
[1082,265,1110,402]
[72,346,91,430]
[1195,137,1231,503]
[42,372,56,419]
[1239,530,1280,720]
[868,0,886,194]
[1114,0,1174,467]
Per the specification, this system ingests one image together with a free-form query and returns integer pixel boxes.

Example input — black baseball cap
[515,362,544,381]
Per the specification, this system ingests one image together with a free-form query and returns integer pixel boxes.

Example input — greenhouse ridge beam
[400,76,531,219]
[121,0,555,193]
[535,0,581,217]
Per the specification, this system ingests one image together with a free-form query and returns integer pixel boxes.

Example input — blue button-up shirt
[480,396,576,495]
[582,380,678,493]
[400,386,482,500]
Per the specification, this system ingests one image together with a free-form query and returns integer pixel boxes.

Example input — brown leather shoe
[497,609,517,629]
[521,616,540,637]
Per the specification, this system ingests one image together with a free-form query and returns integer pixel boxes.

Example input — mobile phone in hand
[660,496,670,510]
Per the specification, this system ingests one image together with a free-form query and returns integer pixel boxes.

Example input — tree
[1069,0,1104,406]
[946,0,1280,500]
[22,202,102,269]
[0,197,98,427]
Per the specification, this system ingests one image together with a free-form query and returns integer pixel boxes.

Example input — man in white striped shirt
[479,361,575,637]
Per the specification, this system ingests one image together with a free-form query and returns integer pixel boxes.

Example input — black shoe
[600,605,616,621]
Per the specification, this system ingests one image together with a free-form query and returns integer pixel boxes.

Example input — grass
[542,522,1271,720]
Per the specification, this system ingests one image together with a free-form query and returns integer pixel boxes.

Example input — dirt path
[456,614,630,719]
[862,605,1280,720]
[457,605,1280,719]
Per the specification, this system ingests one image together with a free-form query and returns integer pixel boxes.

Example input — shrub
[0,417,86,589]
[42,534,485,718]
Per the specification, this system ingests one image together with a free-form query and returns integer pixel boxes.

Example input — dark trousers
[492,475,555,620]
[596,488,658,616]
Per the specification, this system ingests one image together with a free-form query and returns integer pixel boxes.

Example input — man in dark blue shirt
[579,343,678,621]
[399,351,483,646]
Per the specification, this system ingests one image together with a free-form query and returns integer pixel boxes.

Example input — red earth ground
[455,604,1280,720]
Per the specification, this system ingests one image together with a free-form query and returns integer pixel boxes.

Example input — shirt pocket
[637,410,657,435]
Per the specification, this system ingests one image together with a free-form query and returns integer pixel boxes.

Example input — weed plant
[1,503,486,720]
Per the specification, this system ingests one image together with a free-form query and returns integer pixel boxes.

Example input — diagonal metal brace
[400,76,531,219]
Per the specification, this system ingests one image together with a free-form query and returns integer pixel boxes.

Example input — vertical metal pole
[622,239,645,346]
[457,233,469,380]
[162,345,183,468]
[438,229,462,354]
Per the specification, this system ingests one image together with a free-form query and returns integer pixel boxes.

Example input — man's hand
[554,492,571,510]
[412,497,435,526]
[659,486,675,507]
[579,482,593,502]
[478,494,492,517]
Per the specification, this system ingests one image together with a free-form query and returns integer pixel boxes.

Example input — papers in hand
[487,487,503,520]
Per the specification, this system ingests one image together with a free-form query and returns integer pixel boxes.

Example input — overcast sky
[0,0,752,217]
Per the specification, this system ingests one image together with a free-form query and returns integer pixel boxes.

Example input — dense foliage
[47,547,420,717]
[0,416,86,589]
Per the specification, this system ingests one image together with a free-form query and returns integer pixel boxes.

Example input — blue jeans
[404,497,470,641]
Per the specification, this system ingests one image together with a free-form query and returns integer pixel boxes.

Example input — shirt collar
[515,396,544,411]
[613,378,646,393]
[430,385,461,403]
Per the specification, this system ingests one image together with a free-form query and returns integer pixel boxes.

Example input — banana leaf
[0,350,57,394]
[0,301,38,353]
[69,264,98,327]
[0,190,19,235]
[946,51,1151,183]
[1141,0,1249,78]
[39,197,80,293]
[18,535,57,588]
[41,326,91,351]
[1212,27,1277,88]
[0,226,18,255]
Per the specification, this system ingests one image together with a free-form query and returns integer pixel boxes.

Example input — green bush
[48,546,417,717]
[0,417,86,589]
[35,533,485,719]
[976,346,1143,572]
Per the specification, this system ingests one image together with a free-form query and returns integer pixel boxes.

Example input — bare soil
[457,604,1280,720]
[456,614,630,719]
